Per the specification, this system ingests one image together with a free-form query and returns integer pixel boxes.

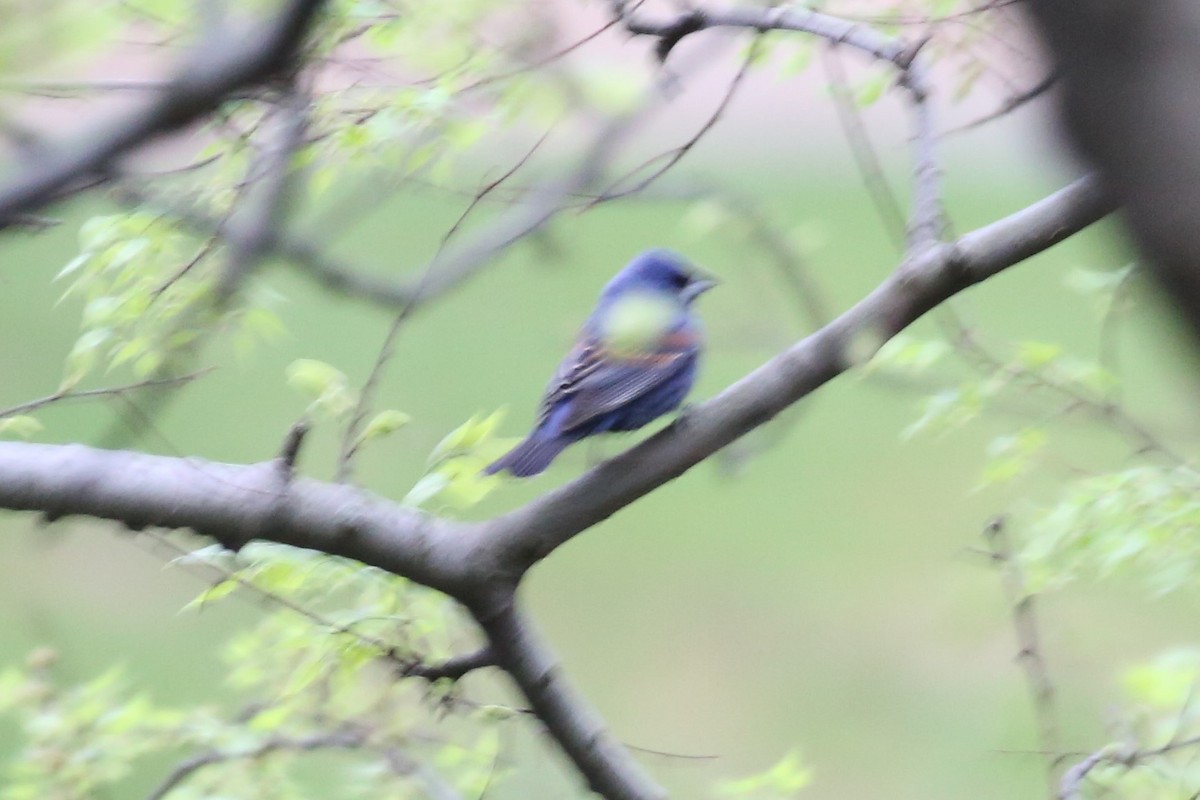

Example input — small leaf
[0,416,43,439]
[183,579,239,611]
[1016,341,1061,370]
[357,409,412,445]
[429,409,506,465]
[720,750,812,797]
[855,70,890,106]
[404,472,450,508]
[286,358,345,398]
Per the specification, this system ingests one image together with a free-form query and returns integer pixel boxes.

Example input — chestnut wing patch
[538,333,695,432]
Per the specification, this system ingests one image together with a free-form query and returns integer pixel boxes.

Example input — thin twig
[588,35,760,206]
[0,371,212,420]
[147,729,368,800]
[821,44,907,251]
[334,124,557,483]
[984,516,1060,794]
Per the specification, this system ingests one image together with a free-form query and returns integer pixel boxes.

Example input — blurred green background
[2,139,1199,800]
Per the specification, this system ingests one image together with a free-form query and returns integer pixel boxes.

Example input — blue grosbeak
[486,249,716,477]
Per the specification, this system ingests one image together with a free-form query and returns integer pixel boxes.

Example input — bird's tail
[484,433,569,477]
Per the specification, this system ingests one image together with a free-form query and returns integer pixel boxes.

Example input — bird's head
[600,249,718,307]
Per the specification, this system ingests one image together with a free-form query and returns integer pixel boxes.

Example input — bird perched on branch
[486,249,716,477]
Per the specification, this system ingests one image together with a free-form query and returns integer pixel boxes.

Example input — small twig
[8,213,61,231]
[1058,746,1113,800]
[475,595,667,800]
[0,0,328,228]
[589,35,760,206]
[146,729,369,800]
[821,44,907,252]
[612,3,946,253]
[146,725,463,800]
[334,124,556,483]
[948,70,1057,134]
[214,88,309,306]
[1059,736,1200,800]
[941,309,1188,465]
[403,647,495,682]
[0,371,212,420]
[984,516,1060,794]
[278,419,310,474]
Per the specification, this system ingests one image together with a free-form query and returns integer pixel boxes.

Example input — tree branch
[612,3,944,252]
[0,0,326,229]
[474,596,666,800]
[402,647,495,682]
[147,726,463,800]
[466,175,1115,574]
[984,516,1060,794]
[0,175,1112,800]
[147,729,368,800]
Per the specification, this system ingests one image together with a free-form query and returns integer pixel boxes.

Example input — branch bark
[612,3,944,252]
[0,0,326,229]
[475,597,667,800]
[0,175,1112,798]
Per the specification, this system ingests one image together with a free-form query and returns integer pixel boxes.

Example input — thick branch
[474,597,666,800]
[0,0,326,229]
[0,445,474,596]
[468,175,1115,572]
[0,176,1112,800]
[0,177,1112,597]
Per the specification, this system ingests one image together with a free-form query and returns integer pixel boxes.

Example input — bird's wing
[538,329,696,433]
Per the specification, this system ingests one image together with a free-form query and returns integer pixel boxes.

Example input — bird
[485,249,716,477]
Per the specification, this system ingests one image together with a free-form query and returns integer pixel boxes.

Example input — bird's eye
[670,271,691,289]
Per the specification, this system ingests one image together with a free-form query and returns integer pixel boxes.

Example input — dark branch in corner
[0,0,327,230]
[1023,0,1200,343]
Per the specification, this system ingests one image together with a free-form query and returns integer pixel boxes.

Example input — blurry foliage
[877,263,1200,791]
[405,410,514,512]
[0,542,506,798]
[1063,650,1200,799]
[1023,465,1200,595]
[0,0,1195,795]
[719,751,812,800]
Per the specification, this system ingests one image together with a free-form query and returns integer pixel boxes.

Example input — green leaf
[183,579,239,611]
[1016,341,1062,370]
[1064,264,1136,295]
[855,70,890,106]
[1123,649,1200,708]
[0,416,43,439]
[286,358,344,398]
[720,750,812,797]
[357,409,412,445]
[429,409,506,465]
[403,472,450,508]
[979,427,1046,487]
[286,358,356,419]
[867,334,950,374]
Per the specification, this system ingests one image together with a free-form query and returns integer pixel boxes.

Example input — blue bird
[486,249,716,477]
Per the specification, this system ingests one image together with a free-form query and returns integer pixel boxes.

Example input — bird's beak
[681,272,718,304]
